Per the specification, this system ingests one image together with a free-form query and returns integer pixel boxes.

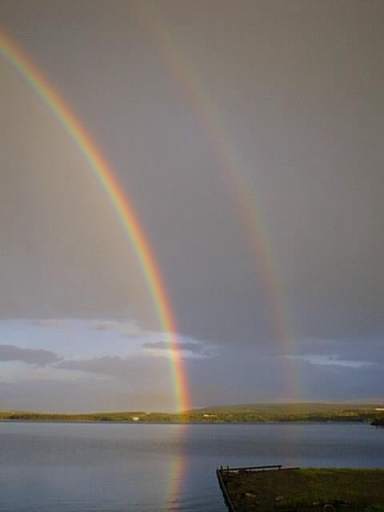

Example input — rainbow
[135,4,298,399]
[0,28,190,412]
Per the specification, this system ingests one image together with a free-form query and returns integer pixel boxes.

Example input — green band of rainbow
[0,28,190,412]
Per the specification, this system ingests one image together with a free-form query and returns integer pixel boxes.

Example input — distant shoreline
[0,419,380,425]
[1,403,383,425]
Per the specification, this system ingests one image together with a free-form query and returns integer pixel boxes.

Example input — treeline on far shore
[0,403,383,425]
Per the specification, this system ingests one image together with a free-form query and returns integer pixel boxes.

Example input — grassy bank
[0,403,383,424]
[221,468,384,512]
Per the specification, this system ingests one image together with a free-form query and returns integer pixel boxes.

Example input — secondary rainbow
[0,28,190,412]
[136,4,298,399]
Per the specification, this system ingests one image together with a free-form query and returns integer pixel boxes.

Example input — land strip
[0,403,383,424]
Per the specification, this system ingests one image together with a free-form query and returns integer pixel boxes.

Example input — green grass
[222,468,384,512]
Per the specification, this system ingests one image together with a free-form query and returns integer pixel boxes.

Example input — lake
[0,422,383,511]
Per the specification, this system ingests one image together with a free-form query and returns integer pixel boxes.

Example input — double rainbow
[0,29,190,412]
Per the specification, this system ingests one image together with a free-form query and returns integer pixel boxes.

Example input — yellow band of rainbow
[0,28,190,412]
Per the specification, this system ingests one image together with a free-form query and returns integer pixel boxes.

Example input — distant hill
[190,402,384,423]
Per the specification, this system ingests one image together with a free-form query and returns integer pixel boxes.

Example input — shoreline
[0,419,379,425]
[1,403,382,425]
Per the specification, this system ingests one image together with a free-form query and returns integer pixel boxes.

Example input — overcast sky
[0,0,383,411]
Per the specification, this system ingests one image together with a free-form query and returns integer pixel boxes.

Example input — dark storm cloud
[0,344,60,366]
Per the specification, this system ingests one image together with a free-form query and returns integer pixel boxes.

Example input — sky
[0,0,383,411]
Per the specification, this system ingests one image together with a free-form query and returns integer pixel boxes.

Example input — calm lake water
[0,422,383,511]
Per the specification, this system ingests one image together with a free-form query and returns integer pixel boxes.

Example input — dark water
[0,422,383,511]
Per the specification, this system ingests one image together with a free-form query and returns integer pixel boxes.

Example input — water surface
[0,422,383,511]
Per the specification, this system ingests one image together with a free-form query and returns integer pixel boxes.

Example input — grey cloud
[93,321,124,331]
[143,340,205,354]
[185,344,384,407]
[57,354,170,380]
[0,344,60,366]
[91,320,143,336]
[57,356,133,377]
[290,338,384,367]
[1,339,384,410]
[292,362,384,403]
[285,354,376,369]
[33,319,68,329]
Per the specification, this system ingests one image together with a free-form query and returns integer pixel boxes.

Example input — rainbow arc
[0,28,190,412]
